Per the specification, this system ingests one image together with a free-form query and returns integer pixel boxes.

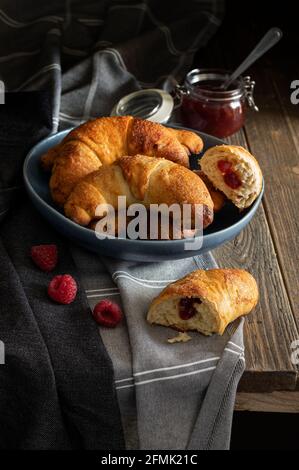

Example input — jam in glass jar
[178,69,258,138]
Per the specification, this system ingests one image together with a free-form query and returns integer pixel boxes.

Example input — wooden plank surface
[244,63,299,327]
[197,18,299,396]
[213,130,299,392]
[188,0,299,410]
[235,392,299,413]
[267,61,299,321]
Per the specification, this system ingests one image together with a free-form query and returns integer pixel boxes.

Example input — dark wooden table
[198,6,299,412]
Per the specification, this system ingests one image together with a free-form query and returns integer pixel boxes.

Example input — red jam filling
[224,171,242,189]
[178,298,202,320]
[181,80,245,138]
[217,159,232,173]
[217,159,242,189]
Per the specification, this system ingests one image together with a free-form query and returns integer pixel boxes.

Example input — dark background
[194,0,299,450]
[196,0,299,69]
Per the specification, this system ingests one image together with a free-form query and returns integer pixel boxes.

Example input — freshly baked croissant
[200,145,263,209]
[41,116,203,205]
[64,154,214,228]
[147,269,258,336]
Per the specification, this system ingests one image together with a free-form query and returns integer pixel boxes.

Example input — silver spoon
[221,27,283,90]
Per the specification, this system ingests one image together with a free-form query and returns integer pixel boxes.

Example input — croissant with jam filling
[200,145,263,209]
[147,269,258,336]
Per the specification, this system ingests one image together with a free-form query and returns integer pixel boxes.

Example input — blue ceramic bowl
[23,127,264,262]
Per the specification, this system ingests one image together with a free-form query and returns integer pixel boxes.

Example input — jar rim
[184,68,245,101]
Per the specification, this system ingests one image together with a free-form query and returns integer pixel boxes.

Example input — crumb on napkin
[167,332,192,344]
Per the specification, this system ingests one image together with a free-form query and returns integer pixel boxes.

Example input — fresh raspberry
[31,244,58,272]
[93,300,123,328]
[48,274,77,304]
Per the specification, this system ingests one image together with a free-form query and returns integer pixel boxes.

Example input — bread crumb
[167,332,192,344]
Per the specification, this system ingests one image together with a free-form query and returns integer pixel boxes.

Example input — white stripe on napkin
[86,287,119,293]
[116,366,217,390]
[115,348,245,389]
[86,292,120,299]
[228,341,244,352]
[59,112,85,124]
[134,356,220,377]
[113,275,168,289]
[85,286,120,299]
[225,348,244,357]
[112,271,177,284]
[115,377,134,384]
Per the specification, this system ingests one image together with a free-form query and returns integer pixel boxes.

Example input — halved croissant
[147,269,258,336]
[64,154,214,228]
[41,116,203,205]
[200,145,263,209]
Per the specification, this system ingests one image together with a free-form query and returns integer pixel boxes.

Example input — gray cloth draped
[71,247,246,450]
[0,0,224,130]
[0,94,125,450]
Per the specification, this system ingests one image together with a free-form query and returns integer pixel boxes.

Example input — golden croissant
[64,154,214,228]
[147,269,258,336]
[41,116,203,205]
[200,145,263,209]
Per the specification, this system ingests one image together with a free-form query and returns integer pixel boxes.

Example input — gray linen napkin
[72,247,245,450]
[0,0,224,130]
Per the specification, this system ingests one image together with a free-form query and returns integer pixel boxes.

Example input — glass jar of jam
[177,69,258,138]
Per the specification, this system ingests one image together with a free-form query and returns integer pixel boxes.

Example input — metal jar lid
[175,68,259,111]
[110,88,174,123]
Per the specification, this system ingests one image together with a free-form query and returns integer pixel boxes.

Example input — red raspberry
[31,244,58,272]
[48,274,77,304]
[93,300,123,328]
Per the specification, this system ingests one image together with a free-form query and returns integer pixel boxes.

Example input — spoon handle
[222,27,283,89]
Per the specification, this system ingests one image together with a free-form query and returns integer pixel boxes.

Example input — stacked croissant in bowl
[41,115,263,236]
[41,116,262,336]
